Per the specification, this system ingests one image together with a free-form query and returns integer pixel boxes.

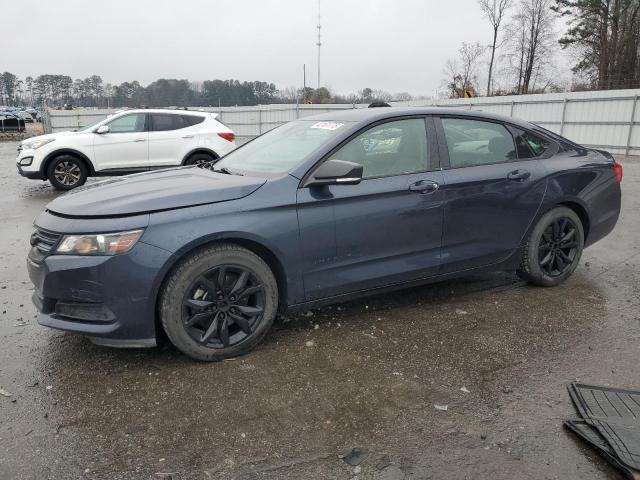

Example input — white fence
[45,88,640,154]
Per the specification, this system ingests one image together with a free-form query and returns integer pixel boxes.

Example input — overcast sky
[4,0,570,96]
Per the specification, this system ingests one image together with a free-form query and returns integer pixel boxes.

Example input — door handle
[409,180,439,194]
[133,138,146,142]
[507,169,531,181]
[182,134,195,139]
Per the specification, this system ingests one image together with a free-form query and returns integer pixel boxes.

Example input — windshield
[215,120,353,176]
[80,116,111,132]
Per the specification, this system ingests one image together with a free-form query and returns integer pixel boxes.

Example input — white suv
[17,108,237,190]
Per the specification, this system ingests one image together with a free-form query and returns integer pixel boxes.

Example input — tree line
[0,72,407,108]
[445,0,640,98]
[0,74,283,108]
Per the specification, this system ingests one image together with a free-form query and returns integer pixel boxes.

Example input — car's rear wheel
[517,206,584,287]
[184,152,215,166]
[160,243,278,361]
[47,155,88,190]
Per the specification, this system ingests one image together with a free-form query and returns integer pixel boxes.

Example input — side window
[512,128,551,158]
[183,115,205,126]
[106,113,145,133]
[151,114,187,132]
[329,119,430,178]
[442,118,516,168]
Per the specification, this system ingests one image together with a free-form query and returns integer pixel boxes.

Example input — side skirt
[286,248,523,313]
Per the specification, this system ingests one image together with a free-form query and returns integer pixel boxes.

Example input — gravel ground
[0,141,638,480]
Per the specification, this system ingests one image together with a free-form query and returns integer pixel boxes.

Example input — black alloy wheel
[517,206,584,287]
[537,217,579,277]
[182,265,265,348]
[160,243,278,361]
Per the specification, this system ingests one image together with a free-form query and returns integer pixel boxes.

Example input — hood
[21,131,78,145]
[46,167,267,218]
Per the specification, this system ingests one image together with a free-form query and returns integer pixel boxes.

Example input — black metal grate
[30,228,62,254]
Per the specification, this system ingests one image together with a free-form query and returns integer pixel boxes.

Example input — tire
[184,152,215,166]
[517,206,584,287]
[160,243,278,361]
[47,155,88,190]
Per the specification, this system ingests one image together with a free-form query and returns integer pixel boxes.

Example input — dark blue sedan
[28,108,622,360]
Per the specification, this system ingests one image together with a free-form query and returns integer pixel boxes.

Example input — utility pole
[303,64,307,102]
[316,0,321,88]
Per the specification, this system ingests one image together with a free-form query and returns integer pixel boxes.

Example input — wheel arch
[152,234,290,340]
[181,148,219,166]
[42,149,96,177]
[556,200,591,242]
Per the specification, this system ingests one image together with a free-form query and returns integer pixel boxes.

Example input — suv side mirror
[306,159,363,187]
[95,125,110,134]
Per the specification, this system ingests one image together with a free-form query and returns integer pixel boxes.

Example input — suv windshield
[215,120,353,176]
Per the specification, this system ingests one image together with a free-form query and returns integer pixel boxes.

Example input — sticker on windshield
[310,121,344,131]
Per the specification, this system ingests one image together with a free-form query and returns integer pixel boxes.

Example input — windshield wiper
[213,166,243,176]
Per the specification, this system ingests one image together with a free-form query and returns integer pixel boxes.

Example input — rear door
[148,113,199,167]
[436,116,547,272]
[92,112,148,171]
[297,117,444,301]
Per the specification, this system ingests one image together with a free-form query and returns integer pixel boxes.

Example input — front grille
[30,228,62,254]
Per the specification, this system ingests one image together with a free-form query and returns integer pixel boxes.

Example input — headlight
[22,138,55,150]
[55,230,144,256]
[19,157,33,166]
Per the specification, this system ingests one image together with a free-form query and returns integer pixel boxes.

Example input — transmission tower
[316,0,321,88]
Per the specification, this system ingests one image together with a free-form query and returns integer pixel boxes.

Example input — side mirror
[95,125,110,134]
[306,159,363,187]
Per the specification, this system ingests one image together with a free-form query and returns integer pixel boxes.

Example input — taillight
[614,161,623,183]
[218,132,235,143]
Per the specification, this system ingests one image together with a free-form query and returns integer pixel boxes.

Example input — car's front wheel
[160,243,278,361]
[184,152,215,166]
[517,206,584,287]
[47,155,88,190]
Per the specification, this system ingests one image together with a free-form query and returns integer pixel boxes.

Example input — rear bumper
[28,240,172,345]
[584,176,622,248]
[585,208,620,248]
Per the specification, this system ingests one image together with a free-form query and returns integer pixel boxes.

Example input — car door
[92,112,149,172]
[148,113,199,168]
[297,117,445,301]
[436,116,547,273]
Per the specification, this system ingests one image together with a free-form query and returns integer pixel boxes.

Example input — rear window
[183,115,205,126]
[151,114,187,131]
[512,128,552,158]
[532,125,582,152]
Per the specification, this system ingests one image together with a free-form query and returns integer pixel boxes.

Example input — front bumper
[17,163,45,179]
[16,147,45,179]
[28,238,172,346]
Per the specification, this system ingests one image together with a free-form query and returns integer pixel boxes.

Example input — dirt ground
[0,140,638,480]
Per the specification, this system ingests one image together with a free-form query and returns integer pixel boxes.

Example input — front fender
[41,148,96,176]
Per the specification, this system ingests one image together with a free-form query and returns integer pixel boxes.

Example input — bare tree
[478,0,512,96]
[279,86,299,103]
[442,42,486,98]
[505,0,556,94]
[371,89,393,102]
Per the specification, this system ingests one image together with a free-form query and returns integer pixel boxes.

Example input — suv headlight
[22,138,55,150]
[55,230,144,256]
